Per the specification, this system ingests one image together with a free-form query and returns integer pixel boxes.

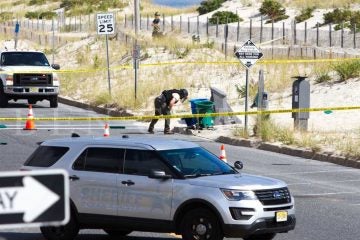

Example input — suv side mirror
[52,64,60,70]
[234,161,243,170]
[149,170,172,180]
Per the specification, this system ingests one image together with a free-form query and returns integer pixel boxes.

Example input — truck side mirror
[51,64,60,70]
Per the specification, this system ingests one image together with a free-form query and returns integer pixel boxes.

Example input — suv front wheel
[181,208,223,240]
[40,213,79,240]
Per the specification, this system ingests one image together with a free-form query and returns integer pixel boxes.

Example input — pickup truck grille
[13,73,52,86]
[254,187,291,205]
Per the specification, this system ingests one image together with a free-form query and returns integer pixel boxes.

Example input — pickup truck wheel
[0,85,8,108]
[103,229,132,237]
[28,99,37,105]
[181,208,223,240]
[50,96,58,108]
[40,212,79,240]
[244,233,276,240]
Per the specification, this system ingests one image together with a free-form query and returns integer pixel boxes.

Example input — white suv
[22,135,295,240]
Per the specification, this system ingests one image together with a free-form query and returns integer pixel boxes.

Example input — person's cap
[180,89,188,99]
[155,12,160,16]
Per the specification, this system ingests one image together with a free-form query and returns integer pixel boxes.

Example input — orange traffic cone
[103,123,110,137]
[219,144,227,162]
[23,105,36,130]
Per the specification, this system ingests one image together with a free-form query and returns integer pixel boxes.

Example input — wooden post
[162,14,165,32]
[304,21,307,44]
[147,15,149,30]
[341,21,344,48]
[237,18,240,42]
[180,15,182,32]
[260,16,263,43]
[316,22,319,47]
[272,20,274,44]
[188,17,190,34]
[206,17,209,36]
[282,21,285,44]
[249,18,252,40]
[197,15,199,35]
[216,17,219,37]
[294,20,297,45]
[125,14,127,28]
[329,23,332,47]
[354,24,357,49]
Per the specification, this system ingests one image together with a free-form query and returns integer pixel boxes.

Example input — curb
[58,97,133,117]
[216,136,360,169]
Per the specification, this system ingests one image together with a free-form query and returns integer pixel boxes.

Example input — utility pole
[134,0,140,101]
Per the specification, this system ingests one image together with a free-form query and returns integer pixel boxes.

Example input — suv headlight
[221,189,257,201]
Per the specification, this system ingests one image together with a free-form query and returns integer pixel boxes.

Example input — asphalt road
[0,100,359,240]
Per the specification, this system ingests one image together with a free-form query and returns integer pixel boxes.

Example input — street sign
[235,39,263,69]
[96,13,115,35]
[0,169,69,229]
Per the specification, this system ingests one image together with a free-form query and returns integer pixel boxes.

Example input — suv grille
[13,73,52,86]
[254,187,291,205]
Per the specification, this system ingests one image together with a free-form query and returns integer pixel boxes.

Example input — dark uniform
[148,89,188,134]
[152,12,161,37]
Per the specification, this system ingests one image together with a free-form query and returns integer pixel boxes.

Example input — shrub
[209,11,242,24]
[29,0,46,5]
[259,0,288,23]
[25,11,57,20]
[0,12,13,22]
[197,0,226,15]
[295,7,315,23]
[332,60,360,81]
[315,72,331,84]
[323,8,352,24]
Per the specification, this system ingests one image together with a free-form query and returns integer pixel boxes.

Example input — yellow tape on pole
[0,106,359,121]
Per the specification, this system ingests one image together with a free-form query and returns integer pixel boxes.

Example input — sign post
[235,39,263,133]
[14,21,20,49]
[0,169,69,229]
[97,12,115,96]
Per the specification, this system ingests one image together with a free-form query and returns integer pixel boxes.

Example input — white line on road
[288,179,360,186]
[268,169,360,176]
[294,191,360,197]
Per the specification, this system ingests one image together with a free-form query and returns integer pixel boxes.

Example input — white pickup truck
[0,50,60,108]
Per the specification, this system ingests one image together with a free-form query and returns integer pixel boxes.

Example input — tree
[259,0,287,22]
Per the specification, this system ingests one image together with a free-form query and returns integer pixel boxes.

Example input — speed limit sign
[97,13,115,35]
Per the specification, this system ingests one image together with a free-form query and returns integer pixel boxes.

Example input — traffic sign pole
[245,69,249,132]
[105,34,111,96]
[235,40,263,134]
[96,12,115,96]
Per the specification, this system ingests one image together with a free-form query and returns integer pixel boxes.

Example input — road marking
[294,191,360,198]
[288,179,360,186]
[268,169,360,176]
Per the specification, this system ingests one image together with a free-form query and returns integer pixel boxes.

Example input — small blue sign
[15,22,20,33]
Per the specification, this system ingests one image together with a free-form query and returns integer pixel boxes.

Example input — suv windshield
[158,147,237,178]
[1,52,50,66]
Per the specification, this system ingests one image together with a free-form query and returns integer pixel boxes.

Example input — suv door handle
[121,180,135,186]
[69,175,80,181]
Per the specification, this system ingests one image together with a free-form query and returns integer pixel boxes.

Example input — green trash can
[195,100,214,128]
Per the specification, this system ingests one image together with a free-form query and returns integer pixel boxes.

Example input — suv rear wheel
[103,229,132,237]
[181,208,223,240]
[40,212,79,240]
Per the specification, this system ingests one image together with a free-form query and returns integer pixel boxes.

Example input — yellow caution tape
[0,58,358,75]
[0,106,359,121]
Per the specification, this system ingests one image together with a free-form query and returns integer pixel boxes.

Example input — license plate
[276,211,288,222]
[29,87,38,93]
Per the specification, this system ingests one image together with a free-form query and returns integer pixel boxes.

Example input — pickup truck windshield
[1,52,50,66]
